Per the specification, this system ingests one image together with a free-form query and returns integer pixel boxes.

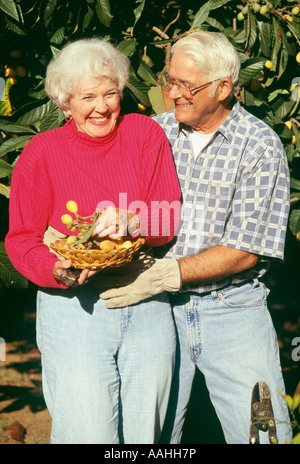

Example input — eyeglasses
[163,74,220,98]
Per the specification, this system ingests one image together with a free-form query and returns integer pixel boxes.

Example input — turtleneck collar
[63,117,120,148]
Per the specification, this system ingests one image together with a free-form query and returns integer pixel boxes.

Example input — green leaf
[247,11,257,50]
[50,27,65,45]
[133,0,145,29]
[0,183,10,198]
[205,16,225,31]
[239,58,265,86]
[95,0,112,28]
[290,177,300,191]
[117,38,136,57]
[15,100,55,126]
[39,107,65,132]
[190,0,212,30]
[273,100,294,121]
[257,21,271,56]
[0,122,37,134]
[0,159,14,178]
[0,242,28,288]
[0,78,12,117]
[289,208,300,235]
[268,89,289,103]
[126,74,150,107]
[0,135,33,158]
[148,85,174,115]
[0,0,19,21]
[137,59,157,86]
[44,0,58,27]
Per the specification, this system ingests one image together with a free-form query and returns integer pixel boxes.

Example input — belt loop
[211,290,218,300]
[253,278,259,288]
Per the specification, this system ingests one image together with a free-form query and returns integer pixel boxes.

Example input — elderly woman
[5,38,181,444]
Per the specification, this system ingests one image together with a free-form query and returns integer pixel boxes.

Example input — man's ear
[217,78,233,102]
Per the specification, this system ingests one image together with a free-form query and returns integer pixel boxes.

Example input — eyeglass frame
[162,73,220,98]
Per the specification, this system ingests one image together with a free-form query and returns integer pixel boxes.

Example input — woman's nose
[94,97,109,112]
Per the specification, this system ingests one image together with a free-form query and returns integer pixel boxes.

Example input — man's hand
[94,254,181,308]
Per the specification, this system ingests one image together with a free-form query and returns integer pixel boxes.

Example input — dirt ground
[0,249,300,444]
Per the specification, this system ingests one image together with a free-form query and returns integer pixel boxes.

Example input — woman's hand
[94,206,140,239]
[53,260,98,287]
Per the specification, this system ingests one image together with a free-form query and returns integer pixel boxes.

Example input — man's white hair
[171,31,241,98]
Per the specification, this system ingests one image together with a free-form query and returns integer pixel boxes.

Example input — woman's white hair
[45,37,130,110]
[171,31,241,98]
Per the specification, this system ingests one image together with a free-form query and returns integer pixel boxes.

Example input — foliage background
[0,0,299,287]
[0,0,299,443]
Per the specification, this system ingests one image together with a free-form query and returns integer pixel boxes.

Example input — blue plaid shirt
[153,102,290,295]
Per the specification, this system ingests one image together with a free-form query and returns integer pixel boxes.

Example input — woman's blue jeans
[162,281,292,444]
[36,286,176,444]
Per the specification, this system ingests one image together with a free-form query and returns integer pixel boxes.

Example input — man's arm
[98,246,259,308]
[179,245,259,286]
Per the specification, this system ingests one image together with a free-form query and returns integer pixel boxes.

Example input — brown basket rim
[50,237,145,270]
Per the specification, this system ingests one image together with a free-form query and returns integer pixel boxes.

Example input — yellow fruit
[100,240,115,252]
[292,7,300,16]
[10,50,21,58]
[296,52,300,64]
[121,240,133,249]
[61,214,73,225]
[4,67,17,77]
[285,121,292,130]
[237,12,245,21]
[66,236,77,245]
[66,201,78,214]
[292,135,296,144]
[16,65,26,77]
[9,76,18,85]
[138,103,147,112]
[264,60,273,69]
[260,5,268,14]
[252,3,261,12]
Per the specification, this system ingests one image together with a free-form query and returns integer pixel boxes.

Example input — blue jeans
[161,281,292,444]
[36,286,176,444]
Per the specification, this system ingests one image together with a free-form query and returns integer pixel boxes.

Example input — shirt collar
[177,100,240,144]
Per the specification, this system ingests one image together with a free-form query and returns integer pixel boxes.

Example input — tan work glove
[95,254,182,308]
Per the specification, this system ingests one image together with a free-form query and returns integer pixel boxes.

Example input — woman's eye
[106,91,119,97]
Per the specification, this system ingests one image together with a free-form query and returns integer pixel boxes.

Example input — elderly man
[100,31,292,444]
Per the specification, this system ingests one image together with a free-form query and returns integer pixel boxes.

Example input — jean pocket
[218,282,268,309]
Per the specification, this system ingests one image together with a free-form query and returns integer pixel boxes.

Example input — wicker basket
[50,236,145,270]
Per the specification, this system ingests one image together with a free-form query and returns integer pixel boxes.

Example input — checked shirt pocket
[217,282,268,309]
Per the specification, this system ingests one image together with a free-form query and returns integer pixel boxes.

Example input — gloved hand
[94,254,182,308]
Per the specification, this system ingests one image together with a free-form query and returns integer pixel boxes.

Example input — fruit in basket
[99,240,116,252]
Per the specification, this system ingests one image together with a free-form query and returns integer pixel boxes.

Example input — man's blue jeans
[36,286,176,444]
[163,280,292,444]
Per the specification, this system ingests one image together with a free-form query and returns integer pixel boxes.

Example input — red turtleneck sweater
[5,114,181,288]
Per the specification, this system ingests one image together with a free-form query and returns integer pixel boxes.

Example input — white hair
[171,31,241,98]
[45,37,130,110]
